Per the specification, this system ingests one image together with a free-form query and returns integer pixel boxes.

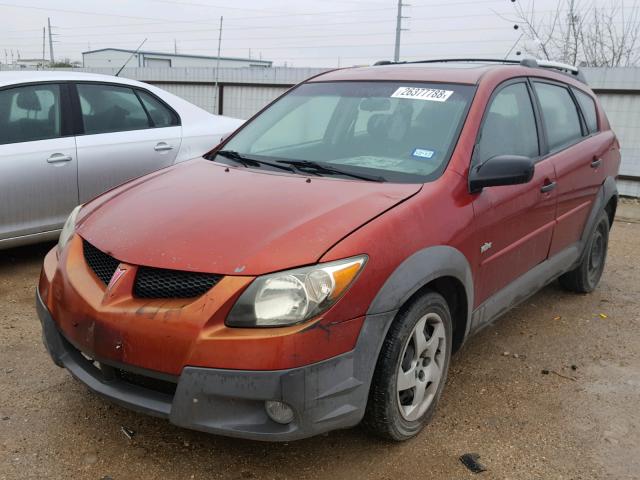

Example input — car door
[531,81,604,257]
[73,82,182,203]
[471,80,558,305]
[0,82,78,241]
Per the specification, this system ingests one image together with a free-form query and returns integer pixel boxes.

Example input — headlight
[57,205,82,253]
[226,255,367,327]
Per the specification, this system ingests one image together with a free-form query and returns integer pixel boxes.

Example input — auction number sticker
[391,86,454,102]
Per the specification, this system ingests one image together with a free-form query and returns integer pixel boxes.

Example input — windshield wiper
[277,160,385,182]
[215,150,295,172]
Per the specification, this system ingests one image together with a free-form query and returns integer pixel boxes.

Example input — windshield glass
[219,81,475,183]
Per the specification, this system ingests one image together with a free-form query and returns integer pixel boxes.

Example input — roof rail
[373,58,521,66]
[373,57,587,84]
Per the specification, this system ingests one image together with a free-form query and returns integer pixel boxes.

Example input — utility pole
[213,16,223,115]
[174,39,178,54]
[47,17,54,64]
[394,0,409,62]
[42,27,46,69]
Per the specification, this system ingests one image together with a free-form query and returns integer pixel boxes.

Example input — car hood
[77,159,421,275]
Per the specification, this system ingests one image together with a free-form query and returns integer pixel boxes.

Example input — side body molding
[366,246,474,337]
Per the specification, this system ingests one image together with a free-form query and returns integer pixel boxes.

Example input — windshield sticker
[412,148,436,159]
[391,87,454,102]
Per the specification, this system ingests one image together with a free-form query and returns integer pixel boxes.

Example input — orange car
[37,59,619,441]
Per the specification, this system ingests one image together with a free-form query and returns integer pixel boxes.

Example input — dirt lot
[1,205,639,480]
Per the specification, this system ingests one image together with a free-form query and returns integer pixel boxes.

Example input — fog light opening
[264,400,294,425]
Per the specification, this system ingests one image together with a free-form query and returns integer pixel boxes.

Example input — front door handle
[591,157,602,168]
[541,181,557,193]
[154,142,174,152]
[46,153,73,164]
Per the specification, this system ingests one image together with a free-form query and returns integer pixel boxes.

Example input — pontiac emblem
[480,242,493,254]
[107,266,127,291]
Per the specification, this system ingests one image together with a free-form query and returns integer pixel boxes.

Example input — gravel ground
[1,206,639,480]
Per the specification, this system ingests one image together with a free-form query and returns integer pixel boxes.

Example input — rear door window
[137,90,179,128]
[77,83,151,135]
[533,82,583,152]
[572,88,598,134]
[0,84,62,145]
[476,82,539,164]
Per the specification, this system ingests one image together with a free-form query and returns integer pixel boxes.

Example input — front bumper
[37,288,393,441]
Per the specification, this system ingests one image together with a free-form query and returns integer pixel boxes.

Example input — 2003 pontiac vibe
[37,59,620,441]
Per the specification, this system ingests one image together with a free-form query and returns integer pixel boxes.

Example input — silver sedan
[0,71,244,249]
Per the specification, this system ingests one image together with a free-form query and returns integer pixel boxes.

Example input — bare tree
[501,0,640,66]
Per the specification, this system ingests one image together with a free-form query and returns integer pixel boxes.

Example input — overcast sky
[0,0,623,67]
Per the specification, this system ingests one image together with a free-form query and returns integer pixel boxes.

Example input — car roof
[308,61,587,89]
[0,71,149,89]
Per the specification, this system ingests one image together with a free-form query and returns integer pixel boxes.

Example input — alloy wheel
[396,312,446,421]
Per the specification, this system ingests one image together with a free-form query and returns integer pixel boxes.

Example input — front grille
[114,368,177,396]
[134,266,222,299]
[62,334,177,399]
[82,239,222,299]
[83,240,120,285]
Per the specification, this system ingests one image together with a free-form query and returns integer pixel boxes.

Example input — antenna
[213,16,223,114]
[115,38,147,77]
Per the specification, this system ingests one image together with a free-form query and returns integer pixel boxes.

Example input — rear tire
[559,211,610,293]
[363,291,452,441]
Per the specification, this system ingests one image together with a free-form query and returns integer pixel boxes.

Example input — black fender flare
[366,246,474,338]
[578,176,618,261]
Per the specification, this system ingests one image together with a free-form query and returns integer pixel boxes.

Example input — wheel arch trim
[579,176,617,257]
[366,246,474,340]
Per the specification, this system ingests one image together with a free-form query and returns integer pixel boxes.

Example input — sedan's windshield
[218,81,475,183]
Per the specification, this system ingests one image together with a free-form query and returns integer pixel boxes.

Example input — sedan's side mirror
[468,155,535,193]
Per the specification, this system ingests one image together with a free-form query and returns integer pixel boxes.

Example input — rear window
[219,81,476,183]
[572,88,599,134]
[77,83,150,135]
[533,82,583,152]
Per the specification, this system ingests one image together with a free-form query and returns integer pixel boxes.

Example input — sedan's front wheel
[363,291,452,441]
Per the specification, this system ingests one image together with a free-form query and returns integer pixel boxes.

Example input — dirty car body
[37,60,620,441]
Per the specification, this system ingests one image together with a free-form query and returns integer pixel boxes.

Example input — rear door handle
[541,181,557,193]
[46,153,73,164]
[154,142,174,152]
[591,158,602,168]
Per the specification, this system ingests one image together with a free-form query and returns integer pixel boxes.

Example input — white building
[82,48,272,69]
[12,58,47,69]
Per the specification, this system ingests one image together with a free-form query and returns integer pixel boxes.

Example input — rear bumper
[37,288,393,441]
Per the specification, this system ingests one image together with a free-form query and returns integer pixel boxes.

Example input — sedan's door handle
[541,181,557,193]
[591,157,602,168]
[46,153,73,164]
[154,142,174,152]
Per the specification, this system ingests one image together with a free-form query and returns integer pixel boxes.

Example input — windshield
[218,81,475,183]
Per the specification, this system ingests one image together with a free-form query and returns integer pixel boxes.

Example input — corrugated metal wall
[222,86,289,119]
[597,93,640,197]
[152,83,219,113]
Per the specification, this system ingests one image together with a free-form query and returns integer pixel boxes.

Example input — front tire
[363,291,452,441]
[559,211,610,293]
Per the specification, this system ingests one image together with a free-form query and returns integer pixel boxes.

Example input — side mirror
[469,155,535,193]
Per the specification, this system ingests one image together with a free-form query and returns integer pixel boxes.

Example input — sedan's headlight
[57,205,82,253]
[226,256,367,327]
